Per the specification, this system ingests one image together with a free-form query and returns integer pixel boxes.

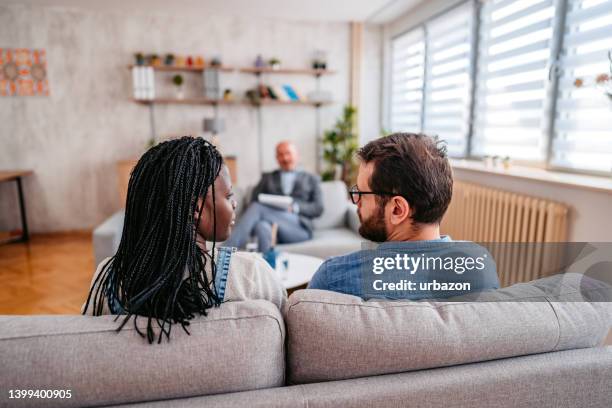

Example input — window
[390,28,425,134]
[387,0,612,174]
[423,2,475,157]
[552,0,612,172]
[473,0,555,161]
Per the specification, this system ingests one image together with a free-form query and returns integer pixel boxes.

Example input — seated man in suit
[226,140,323,252]
[308,133,499,300]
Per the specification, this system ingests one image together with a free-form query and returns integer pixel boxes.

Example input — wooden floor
[0,232,95,314]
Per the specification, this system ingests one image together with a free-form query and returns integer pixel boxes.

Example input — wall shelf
[132,98,236,106]
[240,67,336,76]
[133,98,332,107]
[257,99,331,107]
[128,65,335,76]
[128,65,235,72]
[130,61,335,173]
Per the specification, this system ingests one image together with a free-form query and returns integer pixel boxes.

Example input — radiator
[441,181,570,286]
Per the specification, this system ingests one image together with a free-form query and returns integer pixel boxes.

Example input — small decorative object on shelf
[268,57,281,70]
[254,54,265,68]
[195,56,205,68]
[245,89,261,106]
[135,52,145,66]
[175,55,186,67]
[172,74,184,99]
[223,89,233,101]
[573,50,612,101]
[312,50,327,70]
[164,53,174,66]
[149,54,161,67]
[502,156,512,170]
[210,57,222,68]
[186,56,193,67]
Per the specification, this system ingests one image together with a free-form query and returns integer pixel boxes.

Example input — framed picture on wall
[0,48,49,96]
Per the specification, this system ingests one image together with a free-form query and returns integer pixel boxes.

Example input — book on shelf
[271,85,289,101]
[131,66,155,100]
[267,86,278,100]
[202,68,221,99]
[282,85,300,101]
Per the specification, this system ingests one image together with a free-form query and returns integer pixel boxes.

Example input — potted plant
[172,74,184,99]
[321,105,358,186]
[164,53,175,66]
[134,52,145,66]
[268,57,281,70]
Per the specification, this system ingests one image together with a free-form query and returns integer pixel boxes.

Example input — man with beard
[308,133,499,299]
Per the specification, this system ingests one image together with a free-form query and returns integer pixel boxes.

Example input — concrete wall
[0,4,382,233]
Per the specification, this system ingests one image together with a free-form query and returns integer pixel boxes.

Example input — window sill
[450,159,612,195]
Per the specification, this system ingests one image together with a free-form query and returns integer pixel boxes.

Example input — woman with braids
[83,136,286,343]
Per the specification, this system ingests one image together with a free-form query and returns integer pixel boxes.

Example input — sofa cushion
[312,181,350,230]
[284,273,612,384]
[0,300,285,408]
[277,228,363,259]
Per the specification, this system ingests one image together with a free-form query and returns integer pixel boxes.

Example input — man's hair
[356,132,453,225]
[83,136,224,344]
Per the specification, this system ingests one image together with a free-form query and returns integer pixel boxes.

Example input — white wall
[0,4,382,232]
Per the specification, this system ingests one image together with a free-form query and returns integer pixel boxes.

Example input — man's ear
[388,196,411,226]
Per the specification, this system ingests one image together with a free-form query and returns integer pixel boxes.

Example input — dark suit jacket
[251,169,324,232]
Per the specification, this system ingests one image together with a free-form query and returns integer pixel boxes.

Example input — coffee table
[274,252,324,290]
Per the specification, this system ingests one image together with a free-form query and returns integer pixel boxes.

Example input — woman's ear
[194,197,204,221]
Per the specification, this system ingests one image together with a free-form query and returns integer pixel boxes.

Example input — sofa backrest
[0,300,285,408]
[284,273,612,384]
[312,180,350,230]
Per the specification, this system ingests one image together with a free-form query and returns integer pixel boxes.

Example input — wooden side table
[0,170,33,243]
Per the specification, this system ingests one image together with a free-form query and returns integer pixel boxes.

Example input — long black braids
[83,136,224,343]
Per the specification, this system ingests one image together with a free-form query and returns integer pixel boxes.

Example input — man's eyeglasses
[349,185,398,205]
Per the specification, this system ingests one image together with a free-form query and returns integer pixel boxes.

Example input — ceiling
[1,0,424,23]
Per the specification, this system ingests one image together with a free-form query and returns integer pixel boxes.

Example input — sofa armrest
[92,210,125,266]
[345,203,360,234]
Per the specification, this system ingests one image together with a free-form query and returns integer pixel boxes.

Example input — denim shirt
[307,236,500,300]
[108,247,235,314]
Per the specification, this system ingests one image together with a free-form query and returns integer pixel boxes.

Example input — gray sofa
[93,180,362,266]
[2,273,611,407]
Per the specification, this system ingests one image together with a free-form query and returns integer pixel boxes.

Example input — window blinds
[473,0,555,161]
[552,0,612,173]
[423,2,474,157]
[390,28,425,134]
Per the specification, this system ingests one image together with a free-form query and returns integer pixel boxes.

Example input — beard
[358,203,388,242]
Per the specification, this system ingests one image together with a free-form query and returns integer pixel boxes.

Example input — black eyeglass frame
[349,185,401,205]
